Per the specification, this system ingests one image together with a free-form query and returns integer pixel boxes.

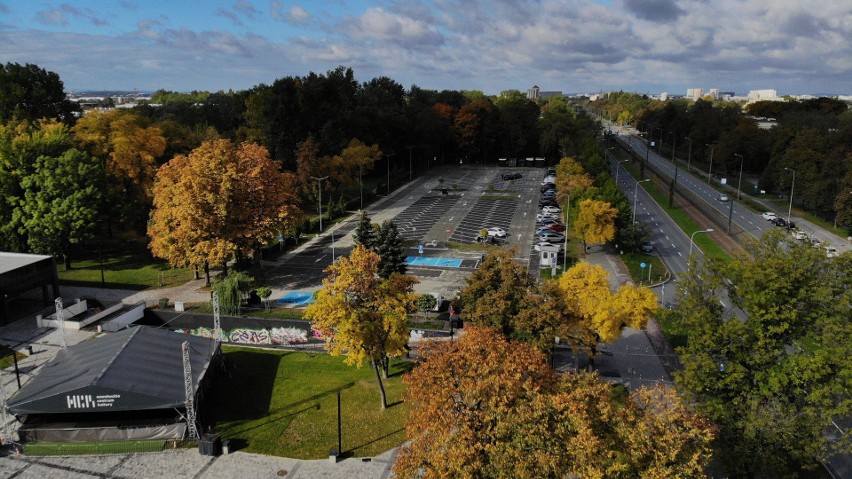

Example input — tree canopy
[0,62,78,124]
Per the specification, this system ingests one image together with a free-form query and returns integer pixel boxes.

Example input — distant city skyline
[2,0,850,96]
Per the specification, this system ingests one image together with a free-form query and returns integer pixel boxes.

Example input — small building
[0,252,60,325]
[538,244,562,269]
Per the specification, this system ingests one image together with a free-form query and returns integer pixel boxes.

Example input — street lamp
[734,153,744,200]
[689,228,714,257]
[310,176,329,232]
[615,159,629,184]
[669,132,678,208]
[706,144,715,185]
[685,137,693,173]
[632,178,651,224]
[784,167,796,223]
[406,145,416,181]
[384,152,396,195]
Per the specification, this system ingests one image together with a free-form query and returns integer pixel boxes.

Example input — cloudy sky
[1,0,850,96]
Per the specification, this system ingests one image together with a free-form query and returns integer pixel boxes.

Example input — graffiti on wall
[270,327,307,344]
[176,325,309,345]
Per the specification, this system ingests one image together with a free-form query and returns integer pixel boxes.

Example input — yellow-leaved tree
[556,262,659,368]
[305,245,417,409]
[148,139,301,282]
[573,198,618,251]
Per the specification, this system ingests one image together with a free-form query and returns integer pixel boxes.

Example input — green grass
[621,162,730,264]
[58,241,192,290]
[210,347,413,459]
[655,311,689,350]
[25,440,167,456]
[621,252,668,285]
[0,350,26,370]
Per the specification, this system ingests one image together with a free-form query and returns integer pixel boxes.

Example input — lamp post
[689,228,714,257]
[668,132,678,208]
[406,145,416,181]
[632,178,651,224]
[784,167,796,223]
[653,127,662,153]
[310,176,328,232]
[706,144,715,185]
[734,153,744,200]
[384,152,396,195]
[615,159,629,184]
[685,137,693,173]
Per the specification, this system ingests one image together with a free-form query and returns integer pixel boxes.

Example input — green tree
[211,271,255,316]
[0,63,78,124]
[305,245,418,408]
[352,210,376,250]
[416,294,437,321]
[256,286,272,311]
[375,220,407,279]
[672,230,852,477]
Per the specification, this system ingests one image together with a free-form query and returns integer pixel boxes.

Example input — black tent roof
[7,326,218,415]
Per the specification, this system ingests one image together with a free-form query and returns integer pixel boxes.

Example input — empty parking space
[393,194,460,242]
[450,197,518,244]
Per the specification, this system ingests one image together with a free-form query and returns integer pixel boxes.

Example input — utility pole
[310,176,329,232]
[669,133,678,207]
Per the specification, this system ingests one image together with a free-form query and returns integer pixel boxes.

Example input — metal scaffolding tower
[182,341,199,440]
[54,297,67,349]
[212,291,222,343]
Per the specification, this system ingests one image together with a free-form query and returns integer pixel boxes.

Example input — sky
[1,0,850,96]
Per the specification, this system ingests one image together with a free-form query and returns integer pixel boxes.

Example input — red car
[546,223,566,232]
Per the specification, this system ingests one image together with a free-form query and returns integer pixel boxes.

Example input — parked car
[539,231,566,243]
[536,213,560,222]
[809,236,823,246]
[825,246,839,258]
[538,219,563,226]
[792,230,808,240]
[717,194,730,202]
[540,183,556,193]
[640,242,654,252]
[486,227,507,238]
[539,198,558,207]
[542,175,556,185]
[762,212,777,221]
[541,206,561,214]
[534,241,564,252]
[545,223,566,232]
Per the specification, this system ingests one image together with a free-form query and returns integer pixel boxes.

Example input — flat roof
[0,252,54,276]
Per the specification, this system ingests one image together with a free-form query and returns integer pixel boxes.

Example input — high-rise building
[686,88,704,100]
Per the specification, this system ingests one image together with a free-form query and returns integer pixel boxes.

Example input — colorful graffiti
[229,328,271,344]
[177,325,310,345]
[270,327,308,345]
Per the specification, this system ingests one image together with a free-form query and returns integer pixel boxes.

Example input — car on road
[486,227,507,238]
[539,231,566,243]
[534,242,564,253]
[717,194,730,202]
[762,212,777,221]
[640,242,654,252]
[541,206,561,214]
[771,217,796,229]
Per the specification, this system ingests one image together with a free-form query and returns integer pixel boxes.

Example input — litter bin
[198,433,221,456]
[222,439,231,454]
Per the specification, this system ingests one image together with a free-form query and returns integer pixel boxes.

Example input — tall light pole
[668,132,678,208]
[406,145,416,181]
[685,137,693,173]
[689,228,714,257]
[615,159,629,184]
[706,144,715,185]
[734,153,744,200]
[310,176,328,232]
[653,127,662,153]
[784,167,796,223]
[633,178,651,224]
[384,152,396,195]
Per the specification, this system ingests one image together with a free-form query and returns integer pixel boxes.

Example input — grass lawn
[58,240,191,290]
[209,347,413,459]
[621,252,669,285]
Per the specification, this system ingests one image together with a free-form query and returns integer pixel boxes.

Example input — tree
[211,271,255,316]
[394,327,714,479]
[416,294,437,321]
[352,210,376,250]
[0,63,78,123]
[330,138,381,206]
[672,230,852,477]
[256,286,272,311]
[457,247,538,336]
[573,199,618,250]
[148,139,301,281]
[304,245,417,408]
[375,220,407,278]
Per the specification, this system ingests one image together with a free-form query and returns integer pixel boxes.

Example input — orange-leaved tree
[148,139,301,281]
[573,198,618,250]
[304,245,417,408]
[394,326,714,479]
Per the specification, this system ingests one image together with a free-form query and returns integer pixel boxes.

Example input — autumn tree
[329,138,381,208]
[304,245,417,408]
[457,247,538,336]
[573,198,618,250]
[375,220,406,279]
[394,327,714,479]
[148,139,301,281]
[293,136,331,208]
[672,230,852,477]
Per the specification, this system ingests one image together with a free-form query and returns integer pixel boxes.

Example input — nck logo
[66,394,95,409]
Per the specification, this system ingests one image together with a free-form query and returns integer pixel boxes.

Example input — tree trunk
[193,264,200,280]
[223,261,229,277]
[64,254,71,271]
[204,262,210,286]
[382,355,389,379]
[372,359,388,409]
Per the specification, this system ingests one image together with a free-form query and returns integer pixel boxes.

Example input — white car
[486,227,507,238]
[762,212,777,221]
[538,231,565,243]
[792,230,808,240]
[825,247,839,258]
[536,213,559,222]
[541,206,561,215]
[717,194,730,202]
[534,242,564,252]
